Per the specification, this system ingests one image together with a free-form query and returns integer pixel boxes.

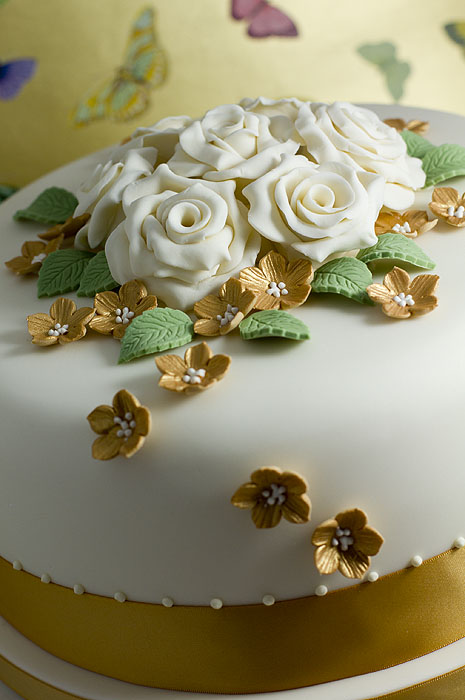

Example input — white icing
[410,556,423,568]
[262,594,275,606]
[217,304,239,326]
[48,323,69,337]
[296,102,425,210]
[393,292,415,308]
[210,598,223,610]
[73,584,85,595]
[105,164,260,310]
[114,591,126,603]
[110,115,193,165]
[168,103,299,181]
[454,537,465,549]
[332,527,354,552]
[267,281,289,297]
[74,147,158,251]
[261,483,286,506]
[31,253,46,265]
[315,585,328,597]
[40,573,51,584]
[182,368,206,385]
[447,205,465,218]
[162,597,174,608]
[114,307,134,325]
[243,154,383,263]
[392,222,411,234]
[12,561,22,571]
[366,571,379,583]
[114,415,135,440]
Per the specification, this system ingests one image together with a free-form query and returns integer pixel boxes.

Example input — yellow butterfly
[71,6,166,126]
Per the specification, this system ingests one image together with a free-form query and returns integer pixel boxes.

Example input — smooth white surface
[1,617,465,700]
[0,106,465,609]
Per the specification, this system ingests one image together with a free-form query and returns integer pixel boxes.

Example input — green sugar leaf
[37,250,94,298]
[14,187,78,224]
[421,143,465,187]
[118,308,194,364]
[239,310,310,341]
[0,184,19,203]
[77,251,117,297]
[401,130,434,159]
[312,257,373,304]
[357,233,435,270]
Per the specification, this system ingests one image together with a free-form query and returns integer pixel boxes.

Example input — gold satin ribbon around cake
[1,549,465,693]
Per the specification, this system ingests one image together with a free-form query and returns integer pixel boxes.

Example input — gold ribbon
[1,549,465,693]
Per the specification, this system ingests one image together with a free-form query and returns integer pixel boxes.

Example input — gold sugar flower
[87,389,151,460]
[5,234,63,275]
[38,213,91,242]
[375,210,437,238]
[429,187,465,228]
[239,251,313,310]
[193,278,256,336]
[312,508,384,579]
[155,342,231,395]
[367,266,439,319]
[27,298,94,346]
[231,467,311,529]
[383,118,429,134]
[89,280,157,339]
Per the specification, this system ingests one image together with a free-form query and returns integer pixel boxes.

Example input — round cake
[1,102,465,700]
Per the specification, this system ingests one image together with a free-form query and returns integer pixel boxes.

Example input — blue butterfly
[0,58,37,100]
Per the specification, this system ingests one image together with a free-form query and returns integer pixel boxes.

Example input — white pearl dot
[262,594,275,606]
[162,597,174,608]
[366,571,379,583]
[210,598,223,610]
[12,560,22,571]
[41,573,51,584]
[73,584,85,595]
[454,536,465,549]
[410,555,423,568]
[315,585,328,597]
[114,591,126,603]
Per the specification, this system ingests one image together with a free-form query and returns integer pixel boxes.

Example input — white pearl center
[266,281,289,298]
[447,205,465,218]
[182,367,206,384]
[115,307,135,325]
[392,222,411,234]
[216,304,239,327]
[332,527,354,552]
[114,412,136,440]
[48,323,69,337]
[261,483,287,506]
[31,252,47,265]
[393,292,415,308]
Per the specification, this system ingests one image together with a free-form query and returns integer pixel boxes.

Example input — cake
[1,101,465,700]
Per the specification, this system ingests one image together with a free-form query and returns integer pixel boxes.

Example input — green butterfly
[71,6,167,126]
[444,22,465,55]
[357,42,410,102]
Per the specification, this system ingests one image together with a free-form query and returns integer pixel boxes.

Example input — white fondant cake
[1,103,465,699]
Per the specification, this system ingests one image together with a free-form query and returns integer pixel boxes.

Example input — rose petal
[87,405,115,435]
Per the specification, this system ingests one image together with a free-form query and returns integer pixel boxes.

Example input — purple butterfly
[232,0,298,38]
[0,58,36,100]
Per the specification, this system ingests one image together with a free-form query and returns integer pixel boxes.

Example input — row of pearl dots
[11,536,465,604]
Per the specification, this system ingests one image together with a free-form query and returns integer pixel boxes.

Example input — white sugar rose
[296,102,425,210]
[243,154,384,263]
[240,96,306,145]
[110,115,193,164]
[105,164,260,310]
[74,146,158,251]
[168,103,299,181]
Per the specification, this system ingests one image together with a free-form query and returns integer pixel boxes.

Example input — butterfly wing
[104,80,149,122]
[70,79,116,126]
[444,22,465,47]
[248,4,298,37]
[384,60,410,102]
[0,58,36,100]
[357,42,396,66]
[123,6,166,88]
[231,0,266,20]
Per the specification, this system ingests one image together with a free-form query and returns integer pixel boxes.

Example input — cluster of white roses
[74,98,425,310]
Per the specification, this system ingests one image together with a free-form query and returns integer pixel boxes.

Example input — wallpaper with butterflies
[1,0,464,188]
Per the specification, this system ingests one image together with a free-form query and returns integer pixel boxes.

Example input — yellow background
[1,0,464,185]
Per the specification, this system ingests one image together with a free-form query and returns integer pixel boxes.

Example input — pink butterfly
[232,0,298,38]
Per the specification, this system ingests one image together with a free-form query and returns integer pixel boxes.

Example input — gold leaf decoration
[239,251,313,310]
[312,508,384,579]
[429,187,465,228]
[375,210,437,238]
[366,266,439,319]
[155,341,231,395]
[231,467,311,529]
[89,279,157,339]
[27,298,94,346]
[87,389,151,460]
[38,213,91,242]
[194,278,256,336]
[5,234,64,275]
[383,118,429,134]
